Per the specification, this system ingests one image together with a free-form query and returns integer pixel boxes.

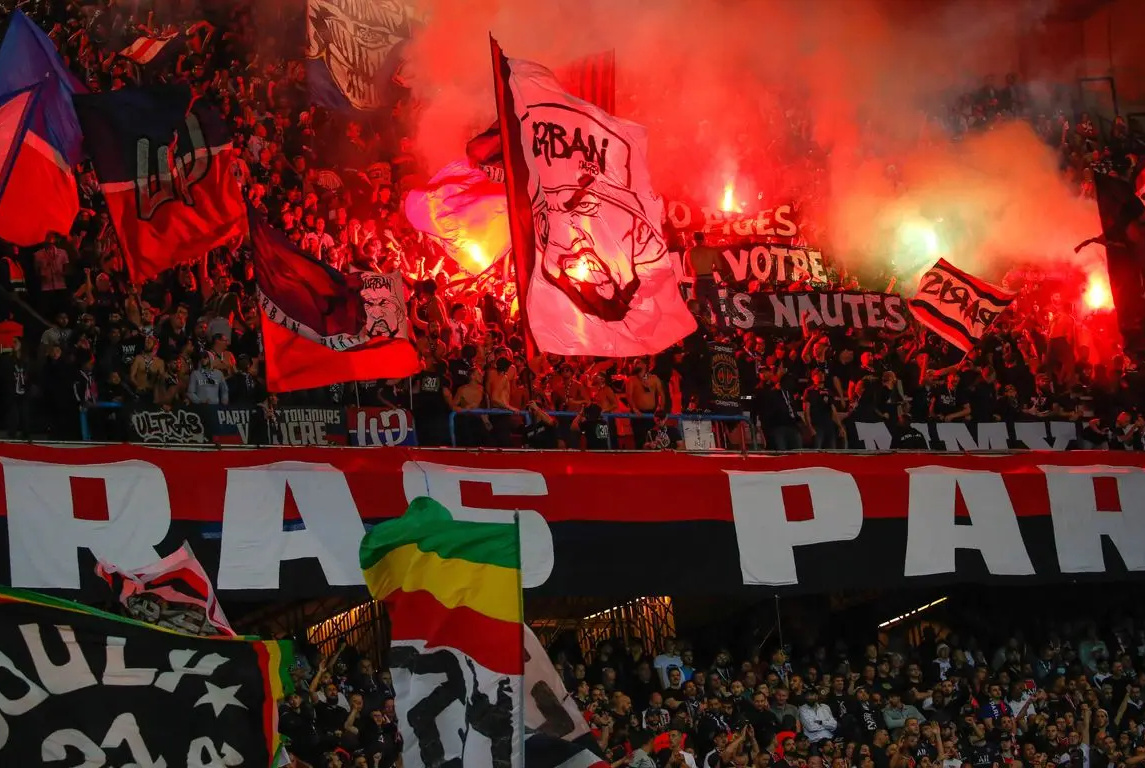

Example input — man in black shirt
[968,367,999,422]
[930,373,969,422]
[1025,373,1056,420]
[761,373,802,451]
[574,403,612,449]
[157,303,191,361]
[523,401,559,448]
[413,351,451,446]
[803,369,841,449]
[854,687,883,743]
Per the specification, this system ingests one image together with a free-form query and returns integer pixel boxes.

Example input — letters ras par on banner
[2,447,1145,600]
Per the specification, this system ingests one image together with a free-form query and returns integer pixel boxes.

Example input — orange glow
[1084,272,1113,310]
[720,181,741,213]
[568,257,591,282]
[457,240,492,273]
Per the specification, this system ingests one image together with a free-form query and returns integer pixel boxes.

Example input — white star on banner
[195,681,247,716]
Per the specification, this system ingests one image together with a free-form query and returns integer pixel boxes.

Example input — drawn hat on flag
[526,100,669,323]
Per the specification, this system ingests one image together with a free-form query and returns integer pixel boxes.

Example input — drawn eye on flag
[306,0,414,110]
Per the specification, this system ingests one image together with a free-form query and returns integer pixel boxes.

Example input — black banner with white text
[718,244,828,287]
[0,589,288,766]
[851,420,1082,451]
[722,290,910,333]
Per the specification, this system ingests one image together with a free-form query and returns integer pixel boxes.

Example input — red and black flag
[1092,169,1145,353]
[95,543,235,637]
[118,31,186,69]
[72,85,246,281]
[251,213,420,391]
[909,259,1015,352]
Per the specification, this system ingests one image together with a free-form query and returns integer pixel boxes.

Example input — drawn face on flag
[306,0,410,109]
[359,274,406,339]
[528,104,669,323]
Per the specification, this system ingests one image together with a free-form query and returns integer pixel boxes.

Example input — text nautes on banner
[0,446,1144,599]
[723,290,909,333]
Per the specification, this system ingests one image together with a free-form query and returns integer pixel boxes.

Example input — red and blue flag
[0,11,85,245]
[72,85,246,280]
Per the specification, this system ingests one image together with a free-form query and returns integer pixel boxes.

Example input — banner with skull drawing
[493,48,697,357]
[305,0,413,111]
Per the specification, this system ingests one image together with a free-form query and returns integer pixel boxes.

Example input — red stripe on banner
[387,589,523,675]
[1,444,1144,524]
[908,299,975,351]
[254,641,276,758]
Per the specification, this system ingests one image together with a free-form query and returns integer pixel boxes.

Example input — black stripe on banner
[6,517,1142,603]
[908,300,974,349]
[934,261,1014,305]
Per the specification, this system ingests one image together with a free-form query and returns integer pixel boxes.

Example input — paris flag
[909,259,1015,352]
[491,39,695,357]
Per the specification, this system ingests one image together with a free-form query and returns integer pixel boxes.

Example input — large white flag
[524,626,590,739]
[493,40,696,357]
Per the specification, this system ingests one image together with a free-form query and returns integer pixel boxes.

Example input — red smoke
[402,0,1103,289]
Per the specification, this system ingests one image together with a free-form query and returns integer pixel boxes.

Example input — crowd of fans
[0,1,1142,449]
[280,608,1145,768]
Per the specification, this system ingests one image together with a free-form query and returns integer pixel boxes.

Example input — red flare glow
[720,181,741,213]
[1084,272,1113,311]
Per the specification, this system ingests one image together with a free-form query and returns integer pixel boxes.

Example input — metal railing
[447,408,757,450]
[78,401,757,450]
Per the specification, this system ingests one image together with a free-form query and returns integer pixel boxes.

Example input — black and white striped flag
[119,32,184,67]
[909,258,1014,351]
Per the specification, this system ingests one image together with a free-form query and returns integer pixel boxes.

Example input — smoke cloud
[401,0,1102,287]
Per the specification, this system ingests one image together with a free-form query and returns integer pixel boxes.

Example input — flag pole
[489,35,538,360]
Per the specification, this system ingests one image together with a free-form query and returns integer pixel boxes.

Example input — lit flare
[1084,272,1113,310]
